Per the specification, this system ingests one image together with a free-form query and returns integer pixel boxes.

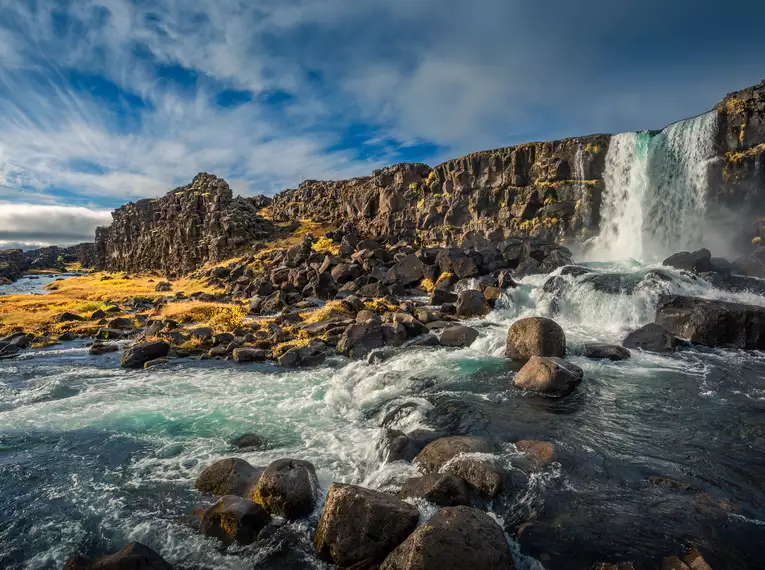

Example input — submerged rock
[505,317,566,362]
[514,440,555,468]
[314,483,419,568]
[199,495,270,545]
[195,457,262,497]
[64,542,172,570]
[231,433,268,450]
[583,343,631,361]
[249,458,319,519]
[121,340,170,369]
[622,323,681,353]
[513,356,583,396]
[399,473,472,506]
[380,506,514,570]
[655,295,765,350]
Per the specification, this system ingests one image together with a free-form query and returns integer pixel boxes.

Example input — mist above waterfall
[588,112,719,262]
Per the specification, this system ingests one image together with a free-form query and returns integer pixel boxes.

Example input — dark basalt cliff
[712,80,765,248]
[270,134,611,245]
[94,173,273,275]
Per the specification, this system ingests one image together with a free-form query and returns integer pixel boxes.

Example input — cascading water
[590,111,718,262]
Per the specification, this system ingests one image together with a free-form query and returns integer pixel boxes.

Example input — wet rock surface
[314,483,419,568]
[380,506,515,570]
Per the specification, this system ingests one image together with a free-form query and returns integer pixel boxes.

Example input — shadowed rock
[380,506,514,570]
[315,483,419,568]
[64,542,173,570]
[249,458,319,520]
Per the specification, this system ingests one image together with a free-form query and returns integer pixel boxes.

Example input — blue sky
[1,0,765,247]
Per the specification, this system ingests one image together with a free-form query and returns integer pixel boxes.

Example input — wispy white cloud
[0,0,764,251]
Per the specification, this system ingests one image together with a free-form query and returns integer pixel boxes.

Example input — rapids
[1,262,765,569]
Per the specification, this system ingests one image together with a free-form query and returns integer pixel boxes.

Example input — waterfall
[590,112,718,262]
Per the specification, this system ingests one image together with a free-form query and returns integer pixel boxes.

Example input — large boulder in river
[455,289,490,317]
[655,295,765,350]
[399,473,471,506]
[415,436,495,473]
[195,457,262,497]
[249,458,319,519]
[315,483,419,568]
[505,317,566,362]
[64,543,172,570]
[380,506,514,570]
[513,356,583,397]
[199,495,270,545]
[121,340,170,368]
[622,323,681,353]
[662,248,712,273]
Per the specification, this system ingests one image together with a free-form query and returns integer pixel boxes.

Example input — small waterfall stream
[590,112,718,262]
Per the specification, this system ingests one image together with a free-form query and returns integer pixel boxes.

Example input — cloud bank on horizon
[1,0,765,247]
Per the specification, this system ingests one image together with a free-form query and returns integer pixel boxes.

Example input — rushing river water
[1,262,765,569]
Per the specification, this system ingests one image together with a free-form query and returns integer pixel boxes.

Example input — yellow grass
[42,273,219,302]
[299,300,355,324]
[420,278,435,293]
[0,272,222,336]
[159,301,246,331]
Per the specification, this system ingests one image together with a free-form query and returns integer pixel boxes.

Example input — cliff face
[713,80,765,248]
[95,173,273,275]
[270,135,611,245]
[0,250,30,283]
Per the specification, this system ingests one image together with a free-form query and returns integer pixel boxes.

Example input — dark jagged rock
[88,342,118,357]
[380,506,514,570]
[314,483,419,568]
[663,249,713,273]
[249,458,319,520]
[622,323,681,353]
[655,295,765,349]
[94,173,273,275]
[513,355,583,396]
[64,542,172,570]
[337,321,384,359]
[506,317,566,362]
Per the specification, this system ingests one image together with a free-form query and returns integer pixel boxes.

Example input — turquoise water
[1,265,765,569]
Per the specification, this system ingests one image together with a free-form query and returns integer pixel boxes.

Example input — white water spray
[590,112,718,262]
